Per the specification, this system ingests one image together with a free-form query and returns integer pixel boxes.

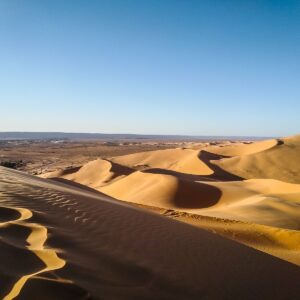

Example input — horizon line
[0,131,277,139]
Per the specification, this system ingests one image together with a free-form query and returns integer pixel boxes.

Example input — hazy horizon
[1,1,299,136]
[0,130,277,139]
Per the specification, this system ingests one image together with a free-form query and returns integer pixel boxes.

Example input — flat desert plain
[0,135,300,299]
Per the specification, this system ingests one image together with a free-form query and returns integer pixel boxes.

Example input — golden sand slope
[198,179,300,230]
[1,167,300,299]
[41,158,133,189]
[99,174,300,229]
[205,138,277,156]
[100,171,220,209]
[42,159,115,189]
[212,135,300,183]
[110,148,213,175]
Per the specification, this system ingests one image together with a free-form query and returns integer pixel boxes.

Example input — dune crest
[212,135,300,183]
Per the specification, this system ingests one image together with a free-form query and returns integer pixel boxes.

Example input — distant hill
[0,132,269,141]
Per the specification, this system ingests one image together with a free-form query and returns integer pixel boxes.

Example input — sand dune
[40,134,300,272]
[100,171,221,209]
[206,138,278,156]
[110,148,213,175]
[100,174,300,229]
[41,159,132,190]
[198,179,300,229]
[50,159,300,230]
[212,135,300,183]
[2,167,300,299]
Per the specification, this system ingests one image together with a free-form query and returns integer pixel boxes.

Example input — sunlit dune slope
[42,136,300,234]
[99,171,300,230]
[41,159,132,189]
[100,171,220,209]
[206,138,277,156]
[1,167,300,299]
[110,148,213,175]
[212,135,300,183]
[45,161,300,230]
[198,179,300,230]
[46,160,300,230]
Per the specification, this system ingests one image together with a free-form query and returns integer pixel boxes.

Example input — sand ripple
[1,167,300,299]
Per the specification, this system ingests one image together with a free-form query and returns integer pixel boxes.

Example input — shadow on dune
[277,139,284,146]
[173,180,221,209]
[198,139,284,181]
[198,150,244,181]
[53,171,221,210]
[142,169,221,209]
[143,154,243,182]
[1,168,300,299]
[105,160,136,180]
[0,206,21,222]
[60,166,81,176]
[0,224,46,299]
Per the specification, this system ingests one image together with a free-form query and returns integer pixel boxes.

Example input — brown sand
[1,166,300,299]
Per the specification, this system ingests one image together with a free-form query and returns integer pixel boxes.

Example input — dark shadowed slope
[0,167,300,299]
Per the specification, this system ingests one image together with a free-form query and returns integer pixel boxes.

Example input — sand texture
[1,167,300,299]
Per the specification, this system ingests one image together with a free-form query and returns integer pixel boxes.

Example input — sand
[205,138,278,156]
[212,135,300,183]
[1,166,300,299]
[42,134,300,271]
[110,148,213,175]
[1,134,300,298]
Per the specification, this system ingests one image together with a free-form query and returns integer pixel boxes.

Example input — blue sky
[0,0,299,136]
